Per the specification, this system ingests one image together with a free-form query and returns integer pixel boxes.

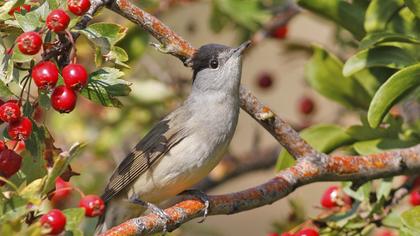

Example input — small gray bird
[95,41,250,234]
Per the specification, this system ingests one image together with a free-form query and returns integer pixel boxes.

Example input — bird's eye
[210,59,218,69]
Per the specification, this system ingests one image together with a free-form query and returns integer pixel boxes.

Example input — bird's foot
[179,189,210,223]
[129,196,171,233]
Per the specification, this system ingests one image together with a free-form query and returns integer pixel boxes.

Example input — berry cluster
[41,177,105,234]
[14,0,91,113]
[0,99,33,185]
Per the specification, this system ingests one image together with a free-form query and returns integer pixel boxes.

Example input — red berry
[375,229,396,236]
[0,140,5,152]
[16,32,42,55]
[51,86,77,113]
[298,96,315,115]
[257,72,273,89]
[46,9,70,32]
[272,25,288,39]
[295,228,318,236]
[79,195,105,217]
[67,0,91,16]
[31,61,59,89]
[8,4,31,15]
[267,233,279,236]
[40,209,67,235]
[51,177,72,202]
[0,101,21,123]
[321,186,352,209]
[8,117,33,140]
[0,149,22,178]
[410,189,420,206]
[62,64,89,90]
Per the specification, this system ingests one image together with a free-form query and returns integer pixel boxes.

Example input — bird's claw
[180,189,210,223]
[129,196,171,233]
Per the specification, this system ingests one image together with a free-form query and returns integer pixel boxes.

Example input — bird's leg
[129,196,171,233]
[179,189,210,223]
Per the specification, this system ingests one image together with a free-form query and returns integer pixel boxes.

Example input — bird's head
[189,41,250,93]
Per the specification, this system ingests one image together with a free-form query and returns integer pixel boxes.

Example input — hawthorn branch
[101,145,420,236]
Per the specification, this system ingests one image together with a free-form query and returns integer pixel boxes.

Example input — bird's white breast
[128,92,239,203]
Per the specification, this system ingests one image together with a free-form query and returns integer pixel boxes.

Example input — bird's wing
[101,110,190,202]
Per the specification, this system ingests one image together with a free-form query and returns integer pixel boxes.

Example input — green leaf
[63,208,85,236]
[15,10,42,32]
[298,0,365,39]
[276,124,354,171]
[376,177,393,200]
[305,45,371,109]
[364,0,404,32]
[382,212,403,228]
[368,63,420,128]
[105,46,130,68]
[359,32,420,49]
[42,143,85,194]
[80,67,131,107]
[343,181,372,202]
[80,23,127,54]
[213,0,270,31]
[343,46,416,76]
[405,0,420,18]
[401,207,420,234]
[12,47,35,63]
[346,116,402,141]
[353,139,416,155]
[47,0,59,10]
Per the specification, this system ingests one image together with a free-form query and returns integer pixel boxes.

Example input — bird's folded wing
[101,112,190,202]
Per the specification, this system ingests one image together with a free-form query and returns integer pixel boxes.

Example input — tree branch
[101,145,420,236]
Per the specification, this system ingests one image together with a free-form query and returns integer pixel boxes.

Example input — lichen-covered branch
[101,144,420,236]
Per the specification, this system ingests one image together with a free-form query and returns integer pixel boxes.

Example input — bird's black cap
[191,44,230,81]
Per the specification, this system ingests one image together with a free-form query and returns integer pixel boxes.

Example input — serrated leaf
[368,63,420,128]
[276,124,354,171]
[359,32,420,49]
[298,0,365,39]
[401,207,420,233]
[405,0,420,18]
[15,10,42,32]
[364,0,404,32]
[305,45,371,109]
[80,67,131,107]
[343,46,416,76]
[80,23,127,55]
[63,208,85,236]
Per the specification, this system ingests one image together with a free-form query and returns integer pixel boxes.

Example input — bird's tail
[94,198,145,235]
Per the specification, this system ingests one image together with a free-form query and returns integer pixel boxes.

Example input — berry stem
[65,30,77,63]
[0,176,18,191]
[18,75,30,106]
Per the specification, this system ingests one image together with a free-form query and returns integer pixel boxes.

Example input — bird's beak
[231,40,251,57]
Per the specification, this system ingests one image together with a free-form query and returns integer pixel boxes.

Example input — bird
[95,41,250,234]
